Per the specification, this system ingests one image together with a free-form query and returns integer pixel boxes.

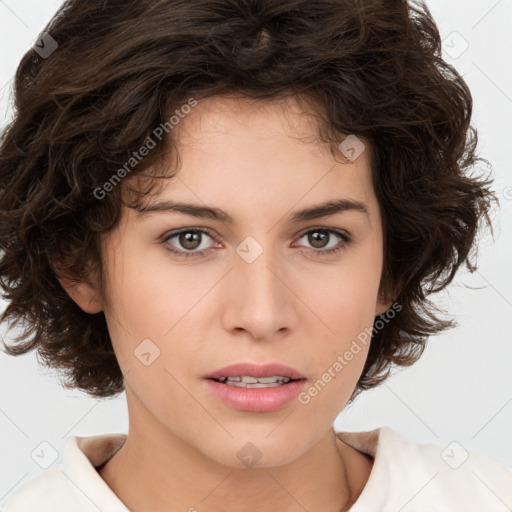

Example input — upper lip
[204,362,307,380]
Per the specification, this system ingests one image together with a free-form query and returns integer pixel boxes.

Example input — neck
[98,392,366,512]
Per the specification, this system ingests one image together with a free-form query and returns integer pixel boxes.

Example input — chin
[203,437,305,470]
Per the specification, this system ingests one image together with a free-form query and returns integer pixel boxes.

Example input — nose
[221,240,299,341]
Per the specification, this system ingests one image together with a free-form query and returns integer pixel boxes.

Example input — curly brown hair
[0,0,496,400]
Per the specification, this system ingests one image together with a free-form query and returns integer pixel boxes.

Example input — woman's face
[95,95,391,468]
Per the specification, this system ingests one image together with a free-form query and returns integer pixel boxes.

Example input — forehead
[125,94,379,229]
[169,95,372,186]
[174,94,334,156]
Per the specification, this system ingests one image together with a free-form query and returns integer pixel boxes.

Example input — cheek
[102,243,223,381]
[296,244,381,393]
[105,243,201,335]
[307,248,382,337]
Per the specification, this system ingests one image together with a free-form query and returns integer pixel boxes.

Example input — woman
[1,0,510,510]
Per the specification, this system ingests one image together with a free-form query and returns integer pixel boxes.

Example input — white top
[1,426,511,511]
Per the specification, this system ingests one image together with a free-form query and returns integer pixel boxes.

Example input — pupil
[180,231,200,250]
[309,230,328,249]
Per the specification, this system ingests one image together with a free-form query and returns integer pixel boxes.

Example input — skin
[61,95,393,512]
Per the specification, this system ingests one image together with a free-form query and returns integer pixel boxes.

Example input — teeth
[216,375,292,387]
[225,382,285,388]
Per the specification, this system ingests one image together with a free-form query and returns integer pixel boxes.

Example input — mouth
[208,375,303,388]
[202,362,307,412]
[203,361,307,382]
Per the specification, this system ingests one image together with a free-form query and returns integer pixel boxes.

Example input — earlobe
[58,276,104,314]
[53,257,104,314]
[375,282,399,317]
[375,299,394,317]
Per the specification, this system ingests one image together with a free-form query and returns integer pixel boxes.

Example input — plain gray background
[1,0,511,506]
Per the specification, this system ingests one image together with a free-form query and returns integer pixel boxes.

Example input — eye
[293,228,351,256]
[161,227,352,259]
[163,228,218,259]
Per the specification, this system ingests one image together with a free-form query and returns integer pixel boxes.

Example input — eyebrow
[135,198,369,224]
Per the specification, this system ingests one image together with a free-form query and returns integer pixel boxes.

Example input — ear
[375,297,394,316]
[54,258,104,314]
[374,279,399,317]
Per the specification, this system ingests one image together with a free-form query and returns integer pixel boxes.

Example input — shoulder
[0,464,89,512]
[338,426,512,511]
[393,427,512,501]
[1,434,128,512]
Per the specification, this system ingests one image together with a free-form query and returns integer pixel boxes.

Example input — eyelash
[161,227,352,259]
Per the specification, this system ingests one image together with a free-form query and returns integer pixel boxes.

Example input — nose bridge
[225,234,294,337]
[236,234,283,302]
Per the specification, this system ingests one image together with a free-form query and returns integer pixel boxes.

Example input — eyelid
[161,227,219,247]
[295,225,350,240]
[161,225,352,258]
[161,226,350,244]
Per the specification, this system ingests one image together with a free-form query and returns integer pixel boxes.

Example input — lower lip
[203,378,307,412]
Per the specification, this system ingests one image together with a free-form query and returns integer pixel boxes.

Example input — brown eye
[178,231,203,250]
[295,228,351,256]
[163,228,217,258]
[307,230,330,249]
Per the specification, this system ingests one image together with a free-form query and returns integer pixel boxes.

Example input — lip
[203,378,307,412]
[202,362,307,412]
[203,362,307,380]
